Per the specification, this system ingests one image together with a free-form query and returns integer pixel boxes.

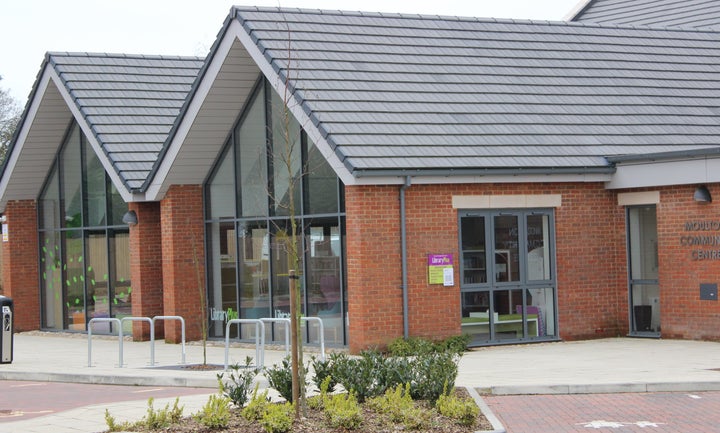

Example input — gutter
[400,176,411,338]
[353,166,616,178]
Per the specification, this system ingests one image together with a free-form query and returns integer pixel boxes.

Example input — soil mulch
[124,388,493,433]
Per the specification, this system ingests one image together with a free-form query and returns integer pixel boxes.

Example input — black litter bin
[634,305,652,332]
[0,295,12,364]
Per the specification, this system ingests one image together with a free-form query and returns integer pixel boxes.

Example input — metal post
[120,317,155,365]
[152,315,186,364]
[260,317,291,356]
[87,317,122,367]
[224,319,265,370]
[301,316,326,360]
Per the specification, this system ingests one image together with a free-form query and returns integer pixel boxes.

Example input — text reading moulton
[681,221,720,260]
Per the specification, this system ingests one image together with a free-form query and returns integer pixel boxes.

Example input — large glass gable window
[205,78,346,346]
[38,121,130,332]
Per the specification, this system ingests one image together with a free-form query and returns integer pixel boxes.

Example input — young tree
[0,77,21,163]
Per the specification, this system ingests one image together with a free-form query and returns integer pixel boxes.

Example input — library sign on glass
[428,254,454,286]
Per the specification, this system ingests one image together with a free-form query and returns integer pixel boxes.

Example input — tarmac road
[485,391,720,433]
[0,380,211,424]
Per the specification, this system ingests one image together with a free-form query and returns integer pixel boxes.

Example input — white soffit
[0,70,70,211]
[145,22,262,200]
[606,157,720,190]
[563,0,593,20]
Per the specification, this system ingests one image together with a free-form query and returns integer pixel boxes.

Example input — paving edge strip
[478,381,720,396]
[466,387,506,433]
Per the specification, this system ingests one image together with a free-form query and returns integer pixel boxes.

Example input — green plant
[401,405,433,430]
[141,397,184,429]
[323,392,363,430]
[259,402,294,433]
[387,335,470,356]
[367,383,414,423]
[104,409,135,432]
[217,356,257,407]
[408,351,459,403]
[310,354,337,393]
[436,390,479,427]
[242,383,271,421]
[265,356,295,402]
[194,394,231,429]
[331,350,389,402]
[439,334,471,355]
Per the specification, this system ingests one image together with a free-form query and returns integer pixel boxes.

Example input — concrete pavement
[1,332,720,433]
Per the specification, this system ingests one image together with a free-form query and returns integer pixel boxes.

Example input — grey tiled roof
[572,0,720,28]
[48,52,204,190]
[234,7,720,176]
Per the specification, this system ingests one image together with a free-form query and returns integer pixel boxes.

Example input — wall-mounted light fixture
[694,185,712,203]
[122,210,138,226]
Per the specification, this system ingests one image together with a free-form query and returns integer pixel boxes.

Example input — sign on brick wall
[680,220,720,260]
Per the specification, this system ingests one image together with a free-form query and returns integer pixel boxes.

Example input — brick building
[2,1,720,352]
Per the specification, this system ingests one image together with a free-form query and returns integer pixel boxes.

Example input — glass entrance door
[460,210,556,345]
[627,206,660,335]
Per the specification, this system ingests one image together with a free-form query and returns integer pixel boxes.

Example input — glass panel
[39,167,60,229]
[86,232,109,328]
[306,221,342,345]
[492,289,524,340]
[239,223,270,339]
[271,90,302,216]
[461,291,490,344]
[238,86,268,217]
[207,222,239,338]
[526,214,551,281]
[64,230,85,331]
[494,215,519,282]
[108,182,127,226]
[461,216,487,285]
[631,284,660,333]
[306,138,338,214]
[61,125,82,229]
[207,144,236,219]
[84,141,106,226]
[109,231,131,321]
[520,287,556,338]
[40,232,63,329]
[270,222,303,326]
[628,207,658,281]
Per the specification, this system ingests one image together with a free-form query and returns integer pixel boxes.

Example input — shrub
[194,394,231,429]
[217,356,257,407]
[265,356,295,402]
[401,405,433,430]
[409,351,459,403]
[367,383,414,423]
[259,402,294,433]
[436,391,479,427]
[310,354,338,393]
[141,397,184,429]
[324,392,363,430]
[388,335,470,356]
[104,409,135,432]
[242,383,271,421]
[331,350,388,402]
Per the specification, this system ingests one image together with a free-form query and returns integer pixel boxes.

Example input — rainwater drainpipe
[400,176,412,338]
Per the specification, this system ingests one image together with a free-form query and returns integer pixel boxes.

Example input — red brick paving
[0,380,210,423]
[484,391,720,432]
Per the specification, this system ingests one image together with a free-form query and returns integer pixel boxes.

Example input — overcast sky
[0,0,583,104]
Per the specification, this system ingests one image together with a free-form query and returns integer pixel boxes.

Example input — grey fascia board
[565,0,595,21]
[352,165,617,178]
[607,147,720,163]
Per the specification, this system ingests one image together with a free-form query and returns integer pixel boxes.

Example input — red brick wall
[346,185,403,353]
[1,200,40,331]
[655,184,720,341]
[160,185,205,343]
[345,182,628,352]
[129,201,163,340]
